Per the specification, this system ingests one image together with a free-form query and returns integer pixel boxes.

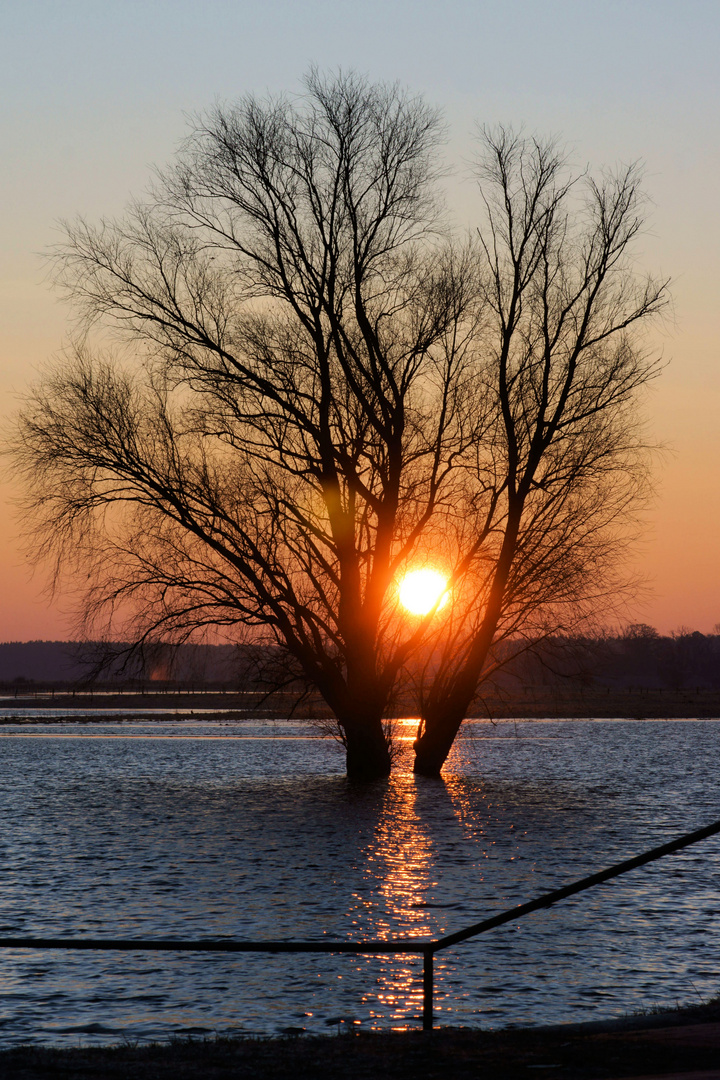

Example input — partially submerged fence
[2,818,719,1031]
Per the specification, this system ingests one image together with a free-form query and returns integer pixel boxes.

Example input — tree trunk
[338,686,395,781]
[412,564,511,776]
[343,721,390,781]
[412,704,466,777]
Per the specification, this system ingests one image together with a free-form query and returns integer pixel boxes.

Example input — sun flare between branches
[397,568,449,616]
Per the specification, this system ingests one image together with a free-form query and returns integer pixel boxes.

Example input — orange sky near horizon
[1,0,719,642]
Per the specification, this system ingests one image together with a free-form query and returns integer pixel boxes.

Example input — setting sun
[398,568,449,616]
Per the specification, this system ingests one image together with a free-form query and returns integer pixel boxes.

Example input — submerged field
[0,717,718,1047]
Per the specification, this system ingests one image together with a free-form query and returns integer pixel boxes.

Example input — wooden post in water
[422,948,434,1030]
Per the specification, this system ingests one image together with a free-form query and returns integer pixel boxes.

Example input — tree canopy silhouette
[411,128,668,773]
[14,72,668,777]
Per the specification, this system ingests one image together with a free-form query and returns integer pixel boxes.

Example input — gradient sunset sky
[1,0,718,640]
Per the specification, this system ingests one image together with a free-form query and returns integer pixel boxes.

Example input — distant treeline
[0,627,719,693]
[494,626,720,692]
[0,640,249,689]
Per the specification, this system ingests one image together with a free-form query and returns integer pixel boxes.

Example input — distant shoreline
[1,687,720,721]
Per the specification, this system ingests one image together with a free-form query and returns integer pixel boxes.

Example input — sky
[1,0,719,641]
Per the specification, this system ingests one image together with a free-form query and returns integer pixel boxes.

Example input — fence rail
[2,817,719,1031]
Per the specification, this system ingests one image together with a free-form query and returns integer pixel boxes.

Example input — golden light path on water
[351,727,515,1028]
[356,767,435,1024]
[347,721,474,1027]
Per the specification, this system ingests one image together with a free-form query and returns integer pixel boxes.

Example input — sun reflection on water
[351,776,437,1024]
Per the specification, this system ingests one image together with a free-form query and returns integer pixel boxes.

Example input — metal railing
[2,817,719,1031]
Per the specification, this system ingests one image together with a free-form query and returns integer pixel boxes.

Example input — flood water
[0,716,718,1046]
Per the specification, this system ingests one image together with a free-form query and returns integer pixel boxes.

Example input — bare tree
[12,77,667,780]
[13,71,481,779]
[410,128,668,774]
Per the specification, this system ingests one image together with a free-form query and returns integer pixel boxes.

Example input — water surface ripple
[0,717,718,1044]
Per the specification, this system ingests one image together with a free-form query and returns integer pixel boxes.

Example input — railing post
[422,947,434,1031]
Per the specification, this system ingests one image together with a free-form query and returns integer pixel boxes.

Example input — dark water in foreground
[0,717,718,1046]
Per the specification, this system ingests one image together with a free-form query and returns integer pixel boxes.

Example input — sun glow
[398,568,449,616]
